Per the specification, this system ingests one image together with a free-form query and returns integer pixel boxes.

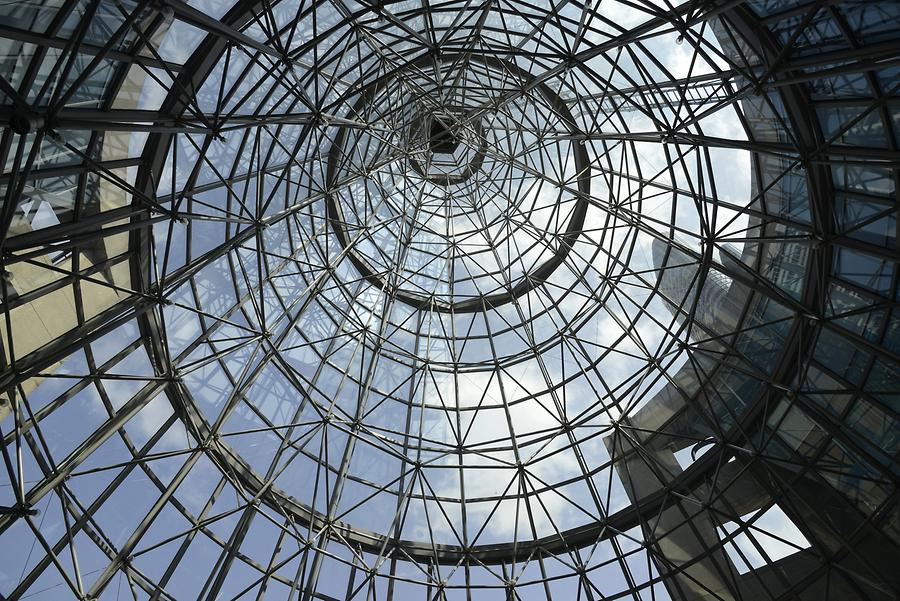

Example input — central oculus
[407,110,488,186]
[429,115,459,154]
[325,55,591,313]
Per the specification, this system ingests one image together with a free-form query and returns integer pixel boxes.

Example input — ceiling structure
[0,0,898,600]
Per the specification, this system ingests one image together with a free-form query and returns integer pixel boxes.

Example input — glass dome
[0,0,898,600]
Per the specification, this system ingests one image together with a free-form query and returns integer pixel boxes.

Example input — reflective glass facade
[0,0,898,600]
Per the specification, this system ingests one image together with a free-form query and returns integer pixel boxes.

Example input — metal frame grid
[0,0,898,600]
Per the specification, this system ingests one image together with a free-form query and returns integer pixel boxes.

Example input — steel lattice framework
[0,0,898,600]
